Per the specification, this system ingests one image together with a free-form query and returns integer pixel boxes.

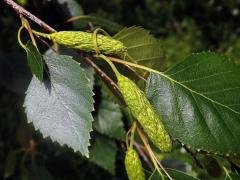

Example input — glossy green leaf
[24,53,94,157]
[89,136,117,174]
[146,52,240,154]
[25,41,43,81]
[94,90,125,141]
[114,26,164,69]
[149,169,199,180]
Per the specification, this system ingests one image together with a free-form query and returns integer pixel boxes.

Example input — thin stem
[98,54,120,77]
[92,29,100,55]
[152,151,172,180]
[108,56,164,76]
[125,65,147,82]
[32,30,51,39]
[136,126,165,179]
[137,126,173,180]
[36,36,57,52]
[17,25,27,50]
[4,0,57,33]
[223,166,232,180]
[126,128,131,149]
[83,55,124,102]
[21,16,38,48]
[92,28,111,55]
[129,121,137,149]
[134,142,153,170]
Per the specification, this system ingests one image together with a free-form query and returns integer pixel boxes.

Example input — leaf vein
[167,58,209,76]
[127,42,159,49]
[115,30,140,41]
[211,102,239,145]
[135,56,161,62]
[180,71,232,84]
[190,92,218,145]
[203,86,240,95]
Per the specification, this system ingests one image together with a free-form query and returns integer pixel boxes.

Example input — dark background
[1,0,240,179]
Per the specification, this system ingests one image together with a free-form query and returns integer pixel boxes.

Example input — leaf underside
[113,26,164,69]
[94,97,125,141]
[89,136,117,174]
[24,53,94,157]
[146,52,240,154]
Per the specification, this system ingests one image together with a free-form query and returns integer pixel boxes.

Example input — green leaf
[45,46,95,90]
[149,169,199,180]
[114,26,164,69]
[25,41,43,81]
[93,98,125,141]
[146,52,240,154]
[89,136,117,174]
[24,53,94,157]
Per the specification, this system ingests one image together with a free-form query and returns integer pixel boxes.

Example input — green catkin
[49,31,127,55]
[125,148,146,180]
[118,74,172,152]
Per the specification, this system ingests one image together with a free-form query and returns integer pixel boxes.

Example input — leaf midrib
[51,80,85,151]
[114,29,141,40]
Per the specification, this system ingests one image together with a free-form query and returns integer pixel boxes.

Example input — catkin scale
[118,75,172,152]
[125,148,146,180]
[49,31,127,55]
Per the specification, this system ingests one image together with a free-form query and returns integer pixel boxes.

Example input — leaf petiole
[107,56,165,76]
[20,17,38,49]
[129,121,137,149]
[17,25,27,51]
[31,30,51,39]
[98,54,121,77]
[223,166,233,180]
